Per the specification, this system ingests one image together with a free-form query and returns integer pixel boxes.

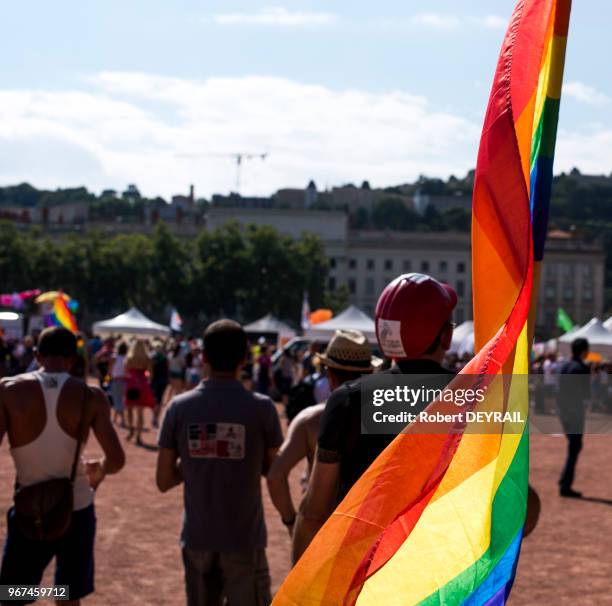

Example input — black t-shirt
[557,357,591,433]
[317,359,454,501]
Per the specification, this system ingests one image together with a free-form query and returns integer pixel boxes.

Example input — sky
[1,1,611,199]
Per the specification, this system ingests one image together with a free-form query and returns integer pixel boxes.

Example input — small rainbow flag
[53,295,78,333]
[272,1,571,604]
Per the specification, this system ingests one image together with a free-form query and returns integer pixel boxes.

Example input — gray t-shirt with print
[158,379,283,552]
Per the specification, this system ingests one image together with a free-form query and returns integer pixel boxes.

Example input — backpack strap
[69,383,91,484]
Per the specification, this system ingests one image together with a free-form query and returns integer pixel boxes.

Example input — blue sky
[1,1,610,198]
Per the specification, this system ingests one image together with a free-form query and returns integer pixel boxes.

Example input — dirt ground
[1,415,611,605]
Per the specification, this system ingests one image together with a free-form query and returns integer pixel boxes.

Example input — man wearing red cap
[293,274,457,561]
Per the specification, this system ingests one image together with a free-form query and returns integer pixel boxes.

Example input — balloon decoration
[0,289,41,310]
[309,309,333,325]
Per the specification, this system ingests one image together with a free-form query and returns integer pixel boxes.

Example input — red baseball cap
[375,273,458,360]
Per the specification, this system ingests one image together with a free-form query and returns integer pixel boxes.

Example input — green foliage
[324,283,350,314]
[0,221,329,328]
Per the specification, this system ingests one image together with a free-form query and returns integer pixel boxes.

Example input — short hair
[117,342,128,356]
[204,320,248,372]
[571,338,589,358]
[37,327,77,358]
[327,367,363,386]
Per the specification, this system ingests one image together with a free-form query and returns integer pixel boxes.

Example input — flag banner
[301,292,311,331]
[556,307,574,333]
[53,295,78,333]
[272,1,571,605]
[170,308,183,332]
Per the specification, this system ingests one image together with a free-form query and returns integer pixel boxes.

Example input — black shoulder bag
[13,384,90,541]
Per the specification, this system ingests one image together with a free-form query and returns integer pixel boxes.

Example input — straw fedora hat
[316,329,381,373]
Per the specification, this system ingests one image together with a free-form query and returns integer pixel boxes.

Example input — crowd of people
[0,273,609,605]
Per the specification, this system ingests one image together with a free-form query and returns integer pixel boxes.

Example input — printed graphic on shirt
[377,318,406,358]
[188,423,245,459]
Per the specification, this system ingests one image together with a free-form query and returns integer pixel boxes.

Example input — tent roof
[244,313,295,336]
[304,305,376,344]
[92,308,171,337]
[558,318,612,345]
[449,321,474,355]
[604,316,612,332]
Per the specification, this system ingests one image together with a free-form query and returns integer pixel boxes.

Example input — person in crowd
[542,353,559,414]
[110,342,128,428]
[151,341,169,428]
[17,336,35,374]
[69,333,88,379]
[293,274,457,561]
[267,330,379,538]
[0,333,8,378]
[557,337,591,498]
[275,350,296,406]
[166,343,186,401]
[125,339,156,445]
[94,338,114,388]
[256,344,272,395]
[300,342,320,380]
[156,320,283,606]
[0,326,125,606]
[185,345,204,390]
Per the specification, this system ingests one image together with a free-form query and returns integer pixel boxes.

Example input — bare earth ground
[1,415,611,605]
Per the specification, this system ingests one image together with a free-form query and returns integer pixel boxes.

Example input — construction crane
[175,152,268,194]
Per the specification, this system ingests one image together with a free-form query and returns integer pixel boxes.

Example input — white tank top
[10,371,94,511]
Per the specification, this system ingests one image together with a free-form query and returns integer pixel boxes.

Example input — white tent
[604,316,612,332]
[304,305,377,344]
[449,321,474,356]
[92,308,171,338]
[244,314,296,339]
[0,311,22,339]
[558,318,612,359]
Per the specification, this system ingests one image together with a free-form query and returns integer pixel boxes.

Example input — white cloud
[409,13,506,31]
[0,73,480,198]
[1,72,610,200]
[411,13,461,30]
[556,128,612,175]
[563,81,610,106]
[212,7,337,27]
[469,15,506,30]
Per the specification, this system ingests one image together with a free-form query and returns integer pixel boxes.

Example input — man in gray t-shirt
[157,320,283,606]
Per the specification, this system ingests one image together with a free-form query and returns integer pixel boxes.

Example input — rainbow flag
[53,295,78,333]
[272,1,571,605]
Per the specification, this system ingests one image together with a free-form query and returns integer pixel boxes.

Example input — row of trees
[0,222,339,331]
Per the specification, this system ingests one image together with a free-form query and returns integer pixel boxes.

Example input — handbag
[12,383,90,541]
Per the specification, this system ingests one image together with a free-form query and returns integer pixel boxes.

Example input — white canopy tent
[449,321,474,356]
[558,318,612,359]
[0,311,23,340]
[92,308,171,338]
[304,305,377,344]
[604,316,612,332]
[244,314,296,339]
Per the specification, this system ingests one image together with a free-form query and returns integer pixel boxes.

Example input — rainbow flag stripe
[53,295,78,333]
[271,1,570,605]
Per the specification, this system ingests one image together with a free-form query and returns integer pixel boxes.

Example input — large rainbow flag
[272,1,571,604]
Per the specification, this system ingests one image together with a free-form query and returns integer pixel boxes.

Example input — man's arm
[292,453,340,564]
[156,447,183,492]
[267,415,310,529]
[86,388,126,488]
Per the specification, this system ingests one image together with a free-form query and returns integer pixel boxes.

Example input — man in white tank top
[0,327,125,606]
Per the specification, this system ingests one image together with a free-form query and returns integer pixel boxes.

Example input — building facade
[204,209,605,338]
